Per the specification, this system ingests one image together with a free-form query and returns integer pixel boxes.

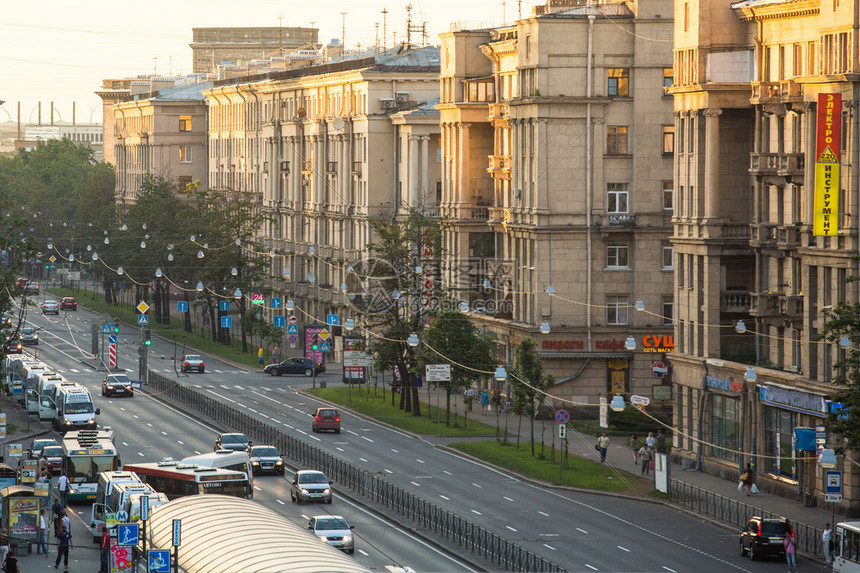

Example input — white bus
[835,521,860,572]
[180,450,254,498]
[122,461,250,500]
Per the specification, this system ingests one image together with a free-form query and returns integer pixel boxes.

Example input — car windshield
[252,447,278,457]
[186,355,201,361]
[21,329,35,335]
[108,375,131,384]
[761,522,790,536]
[64,402,94,414]
[299,472,328,484]
[315,517,349,530]
[42,446,62,457]
[222,434,246,444]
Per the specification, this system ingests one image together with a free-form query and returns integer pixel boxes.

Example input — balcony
[470,207,490,220]
[776,225,801,249]
[488,103,509,120]
[750,223,778,247]
[750,82,780,105]
[778,294,804,320]
[779,80,803,103]
[749,153,779,176]
[720,291,751,313]
[777,153,804,178]
[487,155,512,180]
[749,291,780,318]
[605,214,636,227]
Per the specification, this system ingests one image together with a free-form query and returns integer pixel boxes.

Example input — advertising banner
[814,92,841,236]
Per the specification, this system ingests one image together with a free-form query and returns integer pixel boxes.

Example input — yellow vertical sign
[814,93,841,236]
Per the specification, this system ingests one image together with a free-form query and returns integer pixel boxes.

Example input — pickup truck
[181,355,205,374]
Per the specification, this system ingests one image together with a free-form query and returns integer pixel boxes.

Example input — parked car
[30,438,58,458]
[740,516,794,560]
[264,357,325,377]
[40,445,63,474]
[308,515,354,553]
[19,328,38,345]
[214,433,251,453]
[290,470,332,504]
[249,445,285,475]
[102,374,133,397]
[41,300,60,315]
[25,281,39,295]
[181,354,204,373]
[312,407,341,433]
[60,297,78,311]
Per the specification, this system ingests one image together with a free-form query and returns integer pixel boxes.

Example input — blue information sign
[137,314,149,325]
[287,324,299,335]
[219,300,231,312]
[271,297,282,309]
[177,301,188,312]
[327,314,339,326]
[320,341,331,353]
[273,315,285,328]
[108,334,117,344]
[148,550,171,573]
[221,316,232,328]
[826,470,843,494]
[102,324,113,334]
[117,523,139,546]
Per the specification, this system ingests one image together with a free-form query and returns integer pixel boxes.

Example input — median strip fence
[146,371,567,573]
[669,479,826,560]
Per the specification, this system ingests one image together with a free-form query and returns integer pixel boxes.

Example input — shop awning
[539,352,633,359]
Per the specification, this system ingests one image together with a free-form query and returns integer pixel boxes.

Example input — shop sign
[759,384,827,415]
[608,359,629,370]
[542,340,584,350]
[642,335,674,353]
[706,375,743,394]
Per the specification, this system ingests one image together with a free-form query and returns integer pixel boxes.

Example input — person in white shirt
[823,522,833,564]
[37,509,48,555]
[645,432,656,448]
[56,471,70,507]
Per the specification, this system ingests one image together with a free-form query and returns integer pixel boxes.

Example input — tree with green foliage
[0,198,36,355]
[820,303,860,452]
[420,309,495,426]
[510,338,555,455]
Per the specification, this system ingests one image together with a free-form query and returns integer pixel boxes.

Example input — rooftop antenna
[518,0,522,19]
[405,4,428,47]
[152,57,157,76]
[381,9,389,51]
[341,12,347,50]
[278,15,284,56]
[375,23,380,56]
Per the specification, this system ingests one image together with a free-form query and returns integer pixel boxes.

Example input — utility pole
[341,12,347,50]
[381,9,388,51]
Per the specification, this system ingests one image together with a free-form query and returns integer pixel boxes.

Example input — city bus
[122,461,250,500]
[835,521,860,572]
[61,430,120,502]
[180,450,254,498]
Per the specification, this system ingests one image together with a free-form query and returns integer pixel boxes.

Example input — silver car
[249,445,285,475]
[181,354,205,373]
[41,300,59,315]
[290,470,332,504]
[308,515,354,553]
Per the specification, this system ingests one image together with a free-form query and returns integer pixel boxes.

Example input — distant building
[190,27,319,73]
[22,124,103,161]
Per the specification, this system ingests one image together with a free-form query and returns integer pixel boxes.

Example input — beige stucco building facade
[190,27,319,73]
[669,0,860,513]
[439,0,675,406]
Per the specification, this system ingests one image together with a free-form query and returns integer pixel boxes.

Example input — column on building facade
[421,136,430,207]
[704,108,722,220]
[410,134,420,206]
[458,123,470,208]
[510,119,519,208]
[804,102,816,225]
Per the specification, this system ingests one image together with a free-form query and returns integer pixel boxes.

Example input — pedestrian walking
[60,511,69,535]
[257,345,264,368]
[656,429,667,453]
[740,463,755,496]
[480,390,489,415]
[783,531,797,572]
[38,508,48,555]
[0,528,8,566]
[638,445,652,475]
[823,522,833,564]
[491,388,502,413]
[99,527,110,573]
[54,524,72,570]
[271,346,279,364]
[2,549,19,573]
[51,499,63,537]
[645,432,656,449]
[465,387,475,412]
[57,470,70,507]
[630,433,641,465]
[597,433,610,463]
[38,454,48,476]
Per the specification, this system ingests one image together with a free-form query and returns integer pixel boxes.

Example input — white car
[308,515,354,553]
[41,300,60,315]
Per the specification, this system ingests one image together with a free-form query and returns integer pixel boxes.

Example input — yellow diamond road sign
[49,255,56,263]
[319,329,330,341]
[136,301,150,314]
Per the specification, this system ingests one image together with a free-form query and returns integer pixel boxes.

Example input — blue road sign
[273,315,285,328]
[219,300,231,312]
[102,324,113,334]
[115,510,129,522]
[148,550,171,573]
[117,523,139,546]
[287,324,299,335]
[288,334,298,344]
[177,301,188,312]
[49,263,55,270]
[555,409,570,424]
[826,470,843,494]
[320,341,331,353]
[272,297,282,309]
[137,314,149,325]
[108,334,117,344]
[221,316,232,328]
[327,314,339,326]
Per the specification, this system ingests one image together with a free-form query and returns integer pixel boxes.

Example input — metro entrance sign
[651,362,668,379]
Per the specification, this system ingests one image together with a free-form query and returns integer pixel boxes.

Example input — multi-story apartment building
[438,0,675,405]
[203,47,442,356]
[670,0,860,510]
[112,82,211,207]
[190,27,319,73]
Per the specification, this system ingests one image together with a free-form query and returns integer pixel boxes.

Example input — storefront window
[708,395,739,460]
[765,407,796,478]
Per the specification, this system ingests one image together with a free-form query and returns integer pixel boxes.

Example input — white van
[11,360,47,404]
[91,471,142,541]
[35,373,66,421]
[50,384,99,432]
[123,491,169,523]
[27,372,64,419]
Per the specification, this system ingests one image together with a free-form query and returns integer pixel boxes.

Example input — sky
[1,0,530,125]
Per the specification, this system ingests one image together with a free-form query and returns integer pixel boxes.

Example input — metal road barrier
[145,371,567,573]
[669,479,826,560]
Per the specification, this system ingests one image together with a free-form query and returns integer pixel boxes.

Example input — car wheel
[276,370,282,376]
[739,541,746,557]
[304,369,313,377]
[200,369,204,374]
[326,498,332,504]
[278,468,285,476]
[347,548,354,554]
[748,544,756,561]
[335,428,341,434]
[268,370,275,376]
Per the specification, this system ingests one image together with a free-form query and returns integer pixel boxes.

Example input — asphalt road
[14,293,816,572]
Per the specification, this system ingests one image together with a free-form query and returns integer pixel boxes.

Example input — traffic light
[144,329,151,346]
[311,335,319,352]
[113,325,120,334]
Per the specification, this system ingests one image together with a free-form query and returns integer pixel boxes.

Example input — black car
[214,433,251,452]
[264,357,325,377]
[4,339,23,354]
[102,374,133,397]
[19,328,38,346]
[740,516,794,560]
[249,445,285,475]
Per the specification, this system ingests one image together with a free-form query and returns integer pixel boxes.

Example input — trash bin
[14,540,28,556]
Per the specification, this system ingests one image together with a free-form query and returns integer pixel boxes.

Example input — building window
[661,296,674,326]
[607,126,629,155]
[179,115,192,132]
[662,245,674,269]
[663,182,674,212]
[607,184,629,214]
[663,67,674,91]
[764,407,796,478]
[707,395,739,460]
[684,2,689,30]
[607,68,629,96]
[607,296,629,325]
[179,146,192,163]
[606,241,630,268]
[662,125,675,155]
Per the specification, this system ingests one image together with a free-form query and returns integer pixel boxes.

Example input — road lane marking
[177,440,184,445]
[617,546,630,552]
[384,469,393,474]
[471,509,481,515]
[137,452,144,456]
[219,385,229,389]
[416,459,425,464]
[472,483,482,488]
[443,470,452,475]
[411,481,421,487]
[576,527,589,534]
[543,544,556,550]
[439,495,449,501]
[585,565,598,571]
[506,526,517,532]
[504,496,514,502]
[361,436,374,442]
[215,369,223,373]
[276,499,285,505]
[662,568,677,572]
[69,368,79,373]
[122,442,129,446]
[391,449,399,453]
[538,511,549,516]
[359,457,368,462]
[161,431,167,435]
[234,385,244,390]
[357,549,369,556]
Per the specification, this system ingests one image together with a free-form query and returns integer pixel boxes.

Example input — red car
[40,445,63,474]
[60,297,78,310]
[312,407,341,433]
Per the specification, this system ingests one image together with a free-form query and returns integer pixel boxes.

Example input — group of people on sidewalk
[626,430,667,476]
